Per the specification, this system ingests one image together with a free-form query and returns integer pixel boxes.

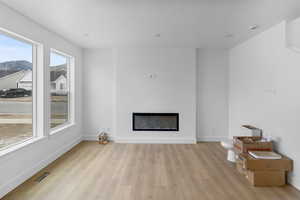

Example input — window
[50,50,73,130]
[0,31,37,150]
[51,82,56,90]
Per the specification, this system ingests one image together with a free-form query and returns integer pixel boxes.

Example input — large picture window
[50,50,72,130]
[0,31,36,149]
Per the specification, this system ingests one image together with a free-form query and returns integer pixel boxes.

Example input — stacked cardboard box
[233,136,273,154]
[234,137,293,186]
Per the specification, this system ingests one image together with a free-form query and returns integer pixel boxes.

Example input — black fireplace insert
[132,113,179,131]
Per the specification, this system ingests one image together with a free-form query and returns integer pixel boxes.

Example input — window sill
[0,136,46,158]
[50,122,75,136]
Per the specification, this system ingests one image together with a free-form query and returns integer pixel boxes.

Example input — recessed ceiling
[1,0,300,48]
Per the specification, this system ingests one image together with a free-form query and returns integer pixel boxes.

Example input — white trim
[0,26,44,151]
[83,135,196,144]
[36,43,45,138]
[288,176,300,191]
[49,49,75,134]
[197,136,228,142]
[83,134,114,142]
[69,56,75,127]
[114,137,197,144]
[32,41,37,137]
[0,27,41,46]
[0,136,82,199]
[82,135,98,141]
[50,122,76,136]
[50,48,73,59]
[0,136,45,158]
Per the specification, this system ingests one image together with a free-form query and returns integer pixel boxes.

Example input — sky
[0,33,66,66]
[50,52,67,66]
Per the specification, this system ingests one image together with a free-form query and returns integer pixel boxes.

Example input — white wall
[82,48,197,143]
[114,48,196,143]
[196,49,229,141]
[287,17,300,50]
[0,3,83,198]
[82,48,231,143]
[229,21,300,189]
[83,49,114,140]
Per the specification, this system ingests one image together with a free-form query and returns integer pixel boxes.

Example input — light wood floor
[2,142,300,200]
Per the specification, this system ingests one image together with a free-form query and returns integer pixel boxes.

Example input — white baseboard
[0,136,82,199]
[82,135,98,141]
[83,135,196,144]
[83,135,114,141]
[114,137,197,144]
[197,136,228,142]
[288,176,300,191]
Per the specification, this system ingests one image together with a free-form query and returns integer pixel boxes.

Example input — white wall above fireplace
[114,48,197,143]
[286,17,300,52]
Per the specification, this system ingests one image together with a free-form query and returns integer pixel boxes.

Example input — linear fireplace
[132,113,179,131]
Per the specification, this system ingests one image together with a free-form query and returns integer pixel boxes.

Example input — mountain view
[0,60,67,80]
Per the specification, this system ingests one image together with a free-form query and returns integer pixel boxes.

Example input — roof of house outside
[50,64,67,82]
[0,63,67,83]
[0,70,26,81]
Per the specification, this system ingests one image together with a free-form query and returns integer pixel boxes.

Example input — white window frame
[0,27,44,154]
[49,49,75,135]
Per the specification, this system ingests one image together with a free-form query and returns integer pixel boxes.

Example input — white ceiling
[1,0,300,48]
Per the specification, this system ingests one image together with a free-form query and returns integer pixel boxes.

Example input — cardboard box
[239,153,293,171]
[246,170,286,186]
[233,136,273,154]
[242,125,263,137]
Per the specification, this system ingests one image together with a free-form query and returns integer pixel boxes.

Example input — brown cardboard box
[245,170,286,186]
[233,136,273,154]
[240,154,293,171]
[237,160,287,186]
[236,153,292,187]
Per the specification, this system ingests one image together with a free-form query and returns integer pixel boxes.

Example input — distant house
[50,65,68,95]
[0,70,26,90]
[51,74,67,91]
[17,70,32,90]
[0,65,67,93]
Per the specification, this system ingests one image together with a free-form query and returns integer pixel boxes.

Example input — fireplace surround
[132,113,179,131]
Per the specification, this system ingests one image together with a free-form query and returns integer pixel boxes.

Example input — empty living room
[1,0,300,199]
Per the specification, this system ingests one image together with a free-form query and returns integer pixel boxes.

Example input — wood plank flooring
[2,142,300,200]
